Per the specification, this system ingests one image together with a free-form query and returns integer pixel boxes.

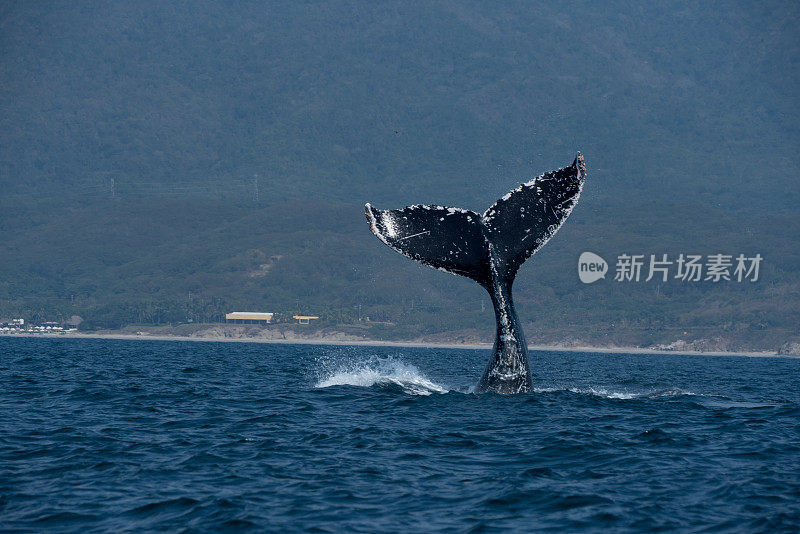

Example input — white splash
[315,356,448,395]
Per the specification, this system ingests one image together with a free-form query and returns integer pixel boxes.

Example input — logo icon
[578,252,608,284]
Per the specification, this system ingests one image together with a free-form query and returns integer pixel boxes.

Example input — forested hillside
[0,1,798,349]
[1,194,796,349]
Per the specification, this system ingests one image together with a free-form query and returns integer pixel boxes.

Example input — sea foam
[315,356,448,395]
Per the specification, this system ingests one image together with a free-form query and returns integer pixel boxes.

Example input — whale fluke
[482,156,586,282]
[365,205,492,286]
[366,153,587,394]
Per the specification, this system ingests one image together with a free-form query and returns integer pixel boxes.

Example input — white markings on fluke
[398,230,431,241]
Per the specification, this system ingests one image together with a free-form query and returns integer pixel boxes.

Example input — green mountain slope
[0,2,798,348]
[1,1,798,211]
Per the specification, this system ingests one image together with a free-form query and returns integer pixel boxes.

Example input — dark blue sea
[1,337,799,532]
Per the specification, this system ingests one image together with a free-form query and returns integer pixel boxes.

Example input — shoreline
[0,331,793,359]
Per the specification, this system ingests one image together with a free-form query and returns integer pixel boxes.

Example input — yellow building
[293,315,319,325]
[225,312,274,324]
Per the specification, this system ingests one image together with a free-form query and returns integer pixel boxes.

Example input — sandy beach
[0,331,791,358]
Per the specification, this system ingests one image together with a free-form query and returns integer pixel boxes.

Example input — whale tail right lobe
[365,153,586,288]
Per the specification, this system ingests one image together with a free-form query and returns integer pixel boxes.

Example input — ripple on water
[0,338,799,532]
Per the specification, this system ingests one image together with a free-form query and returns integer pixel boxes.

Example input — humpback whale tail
[366,153,587,394]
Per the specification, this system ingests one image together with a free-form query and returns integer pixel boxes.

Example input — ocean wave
[533,386,699,400]
[315,356,448,395]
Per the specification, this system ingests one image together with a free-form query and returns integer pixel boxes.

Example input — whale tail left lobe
[365,203,492,287]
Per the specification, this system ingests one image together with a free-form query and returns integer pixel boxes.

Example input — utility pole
[253,175,259,204]
[110,178,115,198]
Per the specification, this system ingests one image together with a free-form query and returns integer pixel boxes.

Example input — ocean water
[1,337,799,532]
